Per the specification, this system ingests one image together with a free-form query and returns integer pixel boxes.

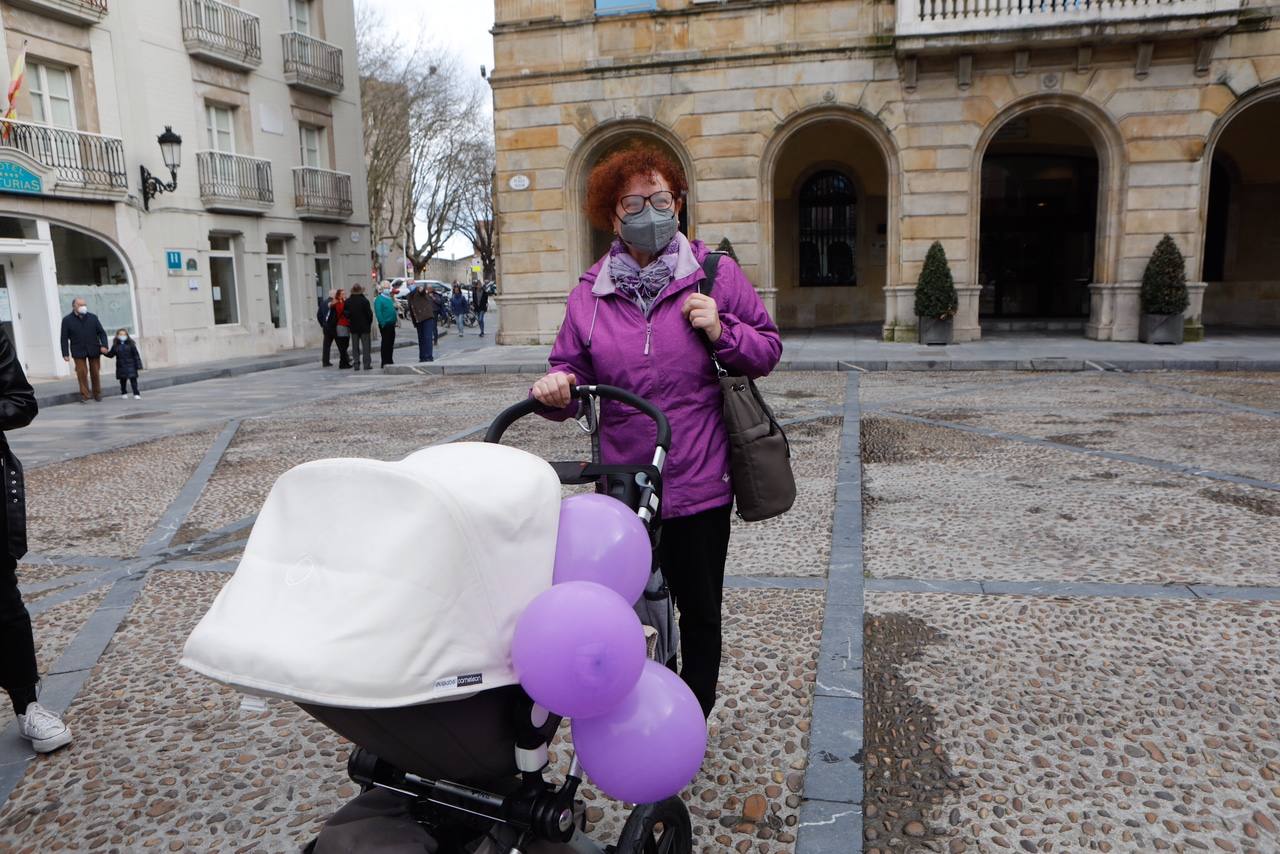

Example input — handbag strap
[697,252,728,378]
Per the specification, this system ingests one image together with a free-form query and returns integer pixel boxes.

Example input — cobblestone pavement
[862,371,1280,854]
[3,367,1277,853]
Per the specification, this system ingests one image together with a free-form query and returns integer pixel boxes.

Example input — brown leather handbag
[698,253,796,522]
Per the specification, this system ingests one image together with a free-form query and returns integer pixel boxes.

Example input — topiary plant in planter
[914,241,959,345]
[1139,234,1189,345]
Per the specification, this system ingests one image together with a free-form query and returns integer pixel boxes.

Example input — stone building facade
[0,0,369,378]
[489,0,1279,343]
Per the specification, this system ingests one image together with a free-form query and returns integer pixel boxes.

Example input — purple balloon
[571,661,708,804]
[553,494,651,605]
[511,581,646,720]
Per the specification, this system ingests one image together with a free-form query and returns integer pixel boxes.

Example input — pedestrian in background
[471,280,489,338]
[0,333,72,754]
[58,298,108,403]
[319,290,336,367]
[405,283,436,363]
[449,283,468,337]
[431,288,447,344]
[344,284,374,372]
[374,284,398,368]
[104,328,143,399]
[333,289,351,369]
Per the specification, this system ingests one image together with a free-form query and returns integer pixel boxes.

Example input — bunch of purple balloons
[511,494,708,805]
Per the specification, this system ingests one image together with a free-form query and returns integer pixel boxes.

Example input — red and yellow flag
[2,41,27,141]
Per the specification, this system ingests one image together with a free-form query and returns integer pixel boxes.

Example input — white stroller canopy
[181,442,562,708]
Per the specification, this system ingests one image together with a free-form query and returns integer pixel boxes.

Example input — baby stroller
[181,385,692,854]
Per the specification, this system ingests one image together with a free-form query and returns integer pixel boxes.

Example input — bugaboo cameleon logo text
[434,673,483,690]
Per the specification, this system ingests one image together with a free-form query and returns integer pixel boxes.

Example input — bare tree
[452,137,497,282]
[357,3,488,277]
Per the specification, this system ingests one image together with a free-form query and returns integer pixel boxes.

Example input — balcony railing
[6,0,107,25]
[0,119,126,199]
[197,151,273,214]
[282,31,344,96]
[896,0,1243,40]
[293,167,352,221]
[180,0,262,71]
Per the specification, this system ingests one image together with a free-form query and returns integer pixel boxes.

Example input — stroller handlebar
[484,384,672,452]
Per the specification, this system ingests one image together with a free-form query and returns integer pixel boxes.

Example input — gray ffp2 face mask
[619,206,679,257]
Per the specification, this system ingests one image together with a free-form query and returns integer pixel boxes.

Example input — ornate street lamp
[140,126,183,211]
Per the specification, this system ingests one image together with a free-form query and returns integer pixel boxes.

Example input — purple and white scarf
[608,237,680,317]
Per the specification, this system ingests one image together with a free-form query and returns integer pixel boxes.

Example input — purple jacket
[543,236,782,519]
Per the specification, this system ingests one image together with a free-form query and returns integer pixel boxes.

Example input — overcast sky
[358,0,495,260]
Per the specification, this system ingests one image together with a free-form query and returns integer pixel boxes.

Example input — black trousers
[0,553,37,710]
[658,503,732,718]
[379,323,396,366]
[322,329,336,365]
[119,377,139,395]
[336,334,351,368]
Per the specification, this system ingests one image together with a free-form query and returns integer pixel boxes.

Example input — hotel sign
[0,160,43,196]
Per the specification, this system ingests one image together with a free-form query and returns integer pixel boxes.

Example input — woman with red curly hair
[532,143,782,717]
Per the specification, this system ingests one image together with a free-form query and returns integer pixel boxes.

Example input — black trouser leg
[380,323,395,366]
[657,504,732,718]
[336,336,350,368]
[322,331,335,365]
[120,378,128,395]
[129,377,139,395]
[0,554,38,716]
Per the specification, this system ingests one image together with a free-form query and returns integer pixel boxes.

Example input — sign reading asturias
[0,160,42,195]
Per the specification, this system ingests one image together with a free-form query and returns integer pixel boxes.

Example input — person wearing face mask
[59,298,109,403]
[104,328,143,399]
[530,143,782,718]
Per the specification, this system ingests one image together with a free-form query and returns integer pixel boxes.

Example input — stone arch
[564,118,697,275]
[1196,83,1280,329]
[759,105,901,330]
[969,93,1126,335]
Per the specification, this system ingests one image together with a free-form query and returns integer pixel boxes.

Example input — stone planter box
[917,316,954,345]
[1139,313,1184,345]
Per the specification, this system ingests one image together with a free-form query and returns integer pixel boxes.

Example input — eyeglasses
[618,191,676,215]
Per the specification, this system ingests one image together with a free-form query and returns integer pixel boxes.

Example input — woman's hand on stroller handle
[532,371,576,409]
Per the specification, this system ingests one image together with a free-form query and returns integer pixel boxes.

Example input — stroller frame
[336,384,692,854]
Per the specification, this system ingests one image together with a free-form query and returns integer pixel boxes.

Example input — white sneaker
[17,702,72,753]
[122,393,128,399]
[133,394,141,399]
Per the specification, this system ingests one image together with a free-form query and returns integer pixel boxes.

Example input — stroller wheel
[614,797,692,854]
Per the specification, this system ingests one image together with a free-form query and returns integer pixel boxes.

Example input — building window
[313,238,332,300]
[291,0,312,34]
[266,238,289,330]
[798,170,857,287]
[595,0,658,13]
[209,234,239,325]
[205,103,235,152]
[299,123,325,169]
[28,62,76,129]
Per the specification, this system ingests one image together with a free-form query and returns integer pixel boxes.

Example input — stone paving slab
[867,591,1280,854]
[862,416,1280,586]
[24,429,218,558]
[1127,373,1280,412]
[873,371,1280,484]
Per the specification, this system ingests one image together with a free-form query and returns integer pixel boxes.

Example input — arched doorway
[1200,92,1280,329]
[0,216,136,377]
[767,115,891,330]
[566,122,696,275]
[978,111,1099,327]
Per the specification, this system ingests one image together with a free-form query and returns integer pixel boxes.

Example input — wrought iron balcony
[896,0,1243,49]
[0,119,126,200]
[282,31,344,96]
[293,167,352,221]
[180,0,262,71]
[6,0,107,25]
[197,151,273,214]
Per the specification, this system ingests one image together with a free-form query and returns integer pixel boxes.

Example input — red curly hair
[585,144,688,233]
